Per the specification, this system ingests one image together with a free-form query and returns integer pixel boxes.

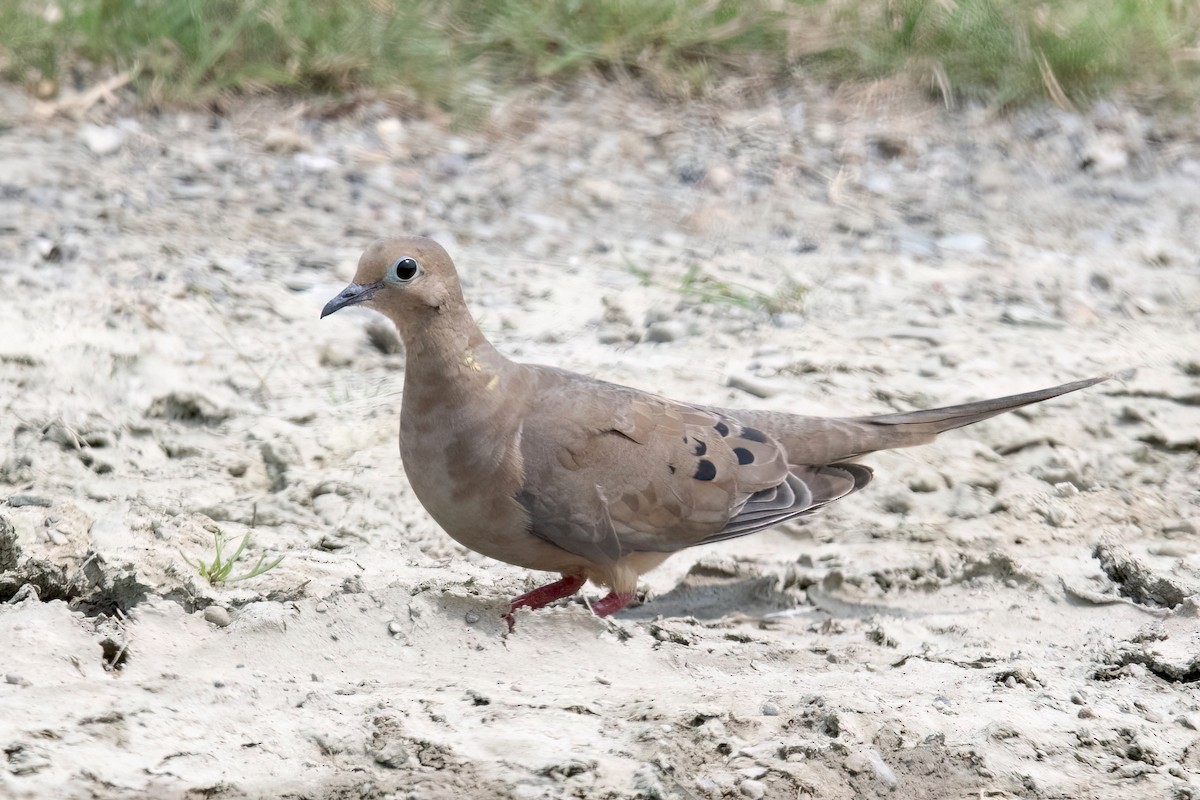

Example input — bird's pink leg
[591,591,636,617]
[506,574,586,615]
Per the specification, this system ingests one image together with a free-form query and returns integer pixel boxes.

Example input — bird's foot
[503,574,587,630]
[590,591,636,618]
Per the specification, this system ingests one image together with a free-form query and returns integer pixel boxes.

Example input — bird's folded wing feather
[516,368,866,562]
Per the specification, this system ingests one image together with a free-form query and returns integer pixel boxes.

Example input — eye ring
[386,257,420,285]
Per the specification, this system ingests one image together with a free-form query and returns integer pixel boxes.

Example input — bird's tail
[852,375,1109,434]
[722,375,1108,465]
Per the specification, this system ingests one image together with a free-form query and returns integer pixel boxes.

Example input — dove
[321,236,1106,620]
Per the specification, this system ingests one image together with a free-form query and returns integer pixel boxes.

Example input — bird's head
[320,236,461,323]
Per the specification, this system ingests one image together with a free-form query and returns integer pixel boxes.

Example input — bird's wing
[516,367,866,562]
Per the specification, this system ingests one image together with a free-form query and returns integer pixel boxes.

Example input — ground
[1,78,1198,799]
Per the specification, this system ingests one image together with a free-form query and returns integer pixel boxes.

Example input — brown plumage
[321,236,1106,620]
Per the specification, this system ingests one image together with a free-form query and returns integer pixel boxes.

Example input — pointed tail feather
[852,376,1109,433]
[719,375,1108,465]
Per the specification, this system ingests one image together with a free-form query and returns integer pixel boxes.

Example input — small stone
[844,752,871,774]
[1148,542,1190,558]
[314,601,329,613]
[937,233,988,253]
[1178,715,1198,730]
[845,749,897,787]
[1040,501,1071,528]
[47,529,68,546]
[1163,519,1197,536]
[580,178,624,206]
[905,468,943,493]
[644,320,686,343]
[726,372,782,399]
[5,673,29,686]
[204,606,232,627]
[80,124,126,156]
[1080,133,1128,175]
[464,611,480,624]
[263,126,311,153]
[597,325,638,345]
[294,153,339,173]
[365,318,403,354]
[374,740,409,769]
[703,165,735,191]
[860,169,894,196]
[760,701,780,716]
[388,620,404,635]
[318,343,355,368]
[1078,707,1097,719]
[6,494,52,508]
[813,123,837,145]
[739,778,766,799]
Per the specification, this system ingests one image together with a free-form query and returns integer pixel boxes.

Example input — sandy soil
[1,78,1198,799]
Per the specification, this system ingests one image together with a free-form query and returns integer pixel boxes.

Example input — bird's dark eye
[387,257,420,284]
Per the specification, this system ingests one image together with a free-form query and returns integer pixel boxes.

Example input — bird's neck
[395,303,513,411]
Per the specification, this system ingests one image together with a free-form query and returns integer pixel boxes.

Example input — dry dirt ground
[1,78,1198,800]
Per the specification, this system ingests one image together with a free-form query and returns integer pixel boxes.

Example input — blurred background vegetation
[1,0,1198,113]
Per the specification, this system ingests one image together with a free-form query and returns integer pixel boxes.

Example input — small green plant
[182,529,283,584]
[679,264,807,314]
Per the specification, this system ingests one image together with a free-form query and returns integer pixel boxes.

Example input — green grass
[182,528,283,585]
[1,0,1197,110]
[805,0,1200,107]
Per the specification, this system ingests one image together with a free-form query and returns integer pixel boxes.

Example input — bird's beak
[321,282,380,318]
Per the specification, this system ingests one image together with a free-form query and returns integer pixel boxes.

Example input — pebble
[294,153,339,173]
[314,601,329,613]
[6,494,52,508]
[80,124,126,156]
[726,372,782,399]
[739,778,766,799]
[644,320,686,343]
[937,232,988,253]
[1039,501,1071,528]
[464,611,480,624]
[1148,543,1190,558]
[760,701,780,716]
[1162,519,1197,536]
[5,673,29,686]
[844,749,897,787]
[597,325,638,345]
[203,606,232,627]
[905,467,943,493]
[1080,133,1129,174]
[387,620,404,636]
[703,165,735,191]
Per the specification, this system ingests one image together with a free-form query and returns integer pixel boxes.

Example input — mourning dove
[322,236,1106,620]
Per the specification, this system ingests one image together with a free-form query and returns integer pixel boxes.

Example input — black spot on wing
[740,427,769,444]
[733,447,754,465]
[691,439,707,456]
[714,421,729,437]
[693,459,717,481]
